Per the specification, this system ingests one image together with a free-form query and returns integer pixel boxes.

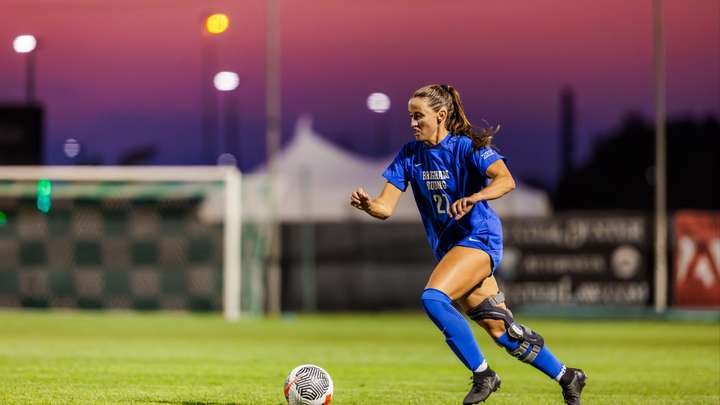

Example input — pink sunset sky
[1,0,718,184]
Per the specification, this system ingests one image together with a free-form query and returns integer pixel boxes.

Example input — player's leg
[423,246,491,371]
[457,277,566,377]
[457,277,587,405]
[422,246,500,404]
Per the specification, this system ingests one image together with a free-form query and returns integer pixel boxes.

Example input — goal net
[0,166,263,320]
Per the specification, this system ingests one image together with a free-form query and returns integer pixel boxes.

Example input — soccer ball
[283,364,334,405]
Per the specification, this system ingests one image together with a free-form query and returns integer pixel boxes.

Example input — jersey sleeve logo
[480,149,496,160]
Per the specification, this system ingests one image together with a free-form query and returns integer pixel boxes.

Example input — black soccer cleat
[463,368,501,404]
[560,367,587,405]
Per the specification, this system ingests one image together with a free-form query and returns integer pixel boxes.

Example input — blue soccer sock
[421,288,485,371]
[496,331,565,380]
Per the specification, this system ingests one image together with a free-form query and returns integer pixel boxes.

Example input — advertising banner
[499,214,651,306]
[673,211,720,307]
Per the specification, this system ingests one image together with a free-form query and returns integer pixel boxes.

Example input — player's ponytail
[412,84,499,149]
[444,85,498,149]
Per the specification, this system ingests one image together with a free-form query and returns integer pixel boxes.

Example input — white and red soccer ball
[283,364,334,405]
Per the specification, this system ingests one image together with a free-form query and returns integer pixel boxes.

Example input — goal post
[0,166,246,320]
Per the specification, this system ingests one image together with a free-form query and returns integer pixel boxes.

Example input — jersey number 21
[433,194,450,214]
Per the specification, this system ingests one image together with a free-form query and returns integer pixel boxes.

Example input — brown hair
[411,84,499,149]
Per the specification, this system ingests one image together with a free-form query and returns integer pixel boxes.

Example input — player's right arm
[350,182,403,220]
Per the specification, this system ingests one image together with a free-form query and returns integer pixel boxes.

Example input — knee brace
[466,292,545,363]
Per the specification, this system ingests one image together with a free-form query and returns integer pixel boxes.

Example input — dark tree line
[554,114,719,211]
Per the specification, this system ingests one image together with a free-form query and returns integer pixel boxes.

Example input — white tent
[210,115,551,222]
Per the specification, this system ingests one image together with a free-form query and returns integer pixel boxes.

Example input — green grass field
[0,310,718,405]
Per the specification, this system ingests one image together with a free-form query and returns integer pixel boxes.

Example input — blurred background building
[0,0,718,316]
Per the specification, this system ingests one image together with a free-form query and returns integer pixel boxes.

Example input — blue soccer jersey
[382,134,505,269]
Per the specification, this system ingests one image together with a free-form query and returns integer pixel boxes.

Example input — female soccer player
[350,84,586,404]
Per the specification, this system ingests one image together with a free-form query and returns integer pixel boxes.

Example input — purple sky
[1,0,718,185]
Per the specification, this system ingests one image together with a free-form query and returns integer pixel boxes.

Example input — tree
[554,114,719,211]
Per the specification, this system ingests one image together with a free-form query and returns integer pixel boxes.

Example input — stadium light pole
[13,34,37,104]
[653,0,668,313]
[266,0,282,315]
[202,14,245,320]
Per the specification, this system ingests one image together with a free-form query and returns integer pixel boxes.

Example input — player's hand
[449,196,476,220]
[350,187,372,212]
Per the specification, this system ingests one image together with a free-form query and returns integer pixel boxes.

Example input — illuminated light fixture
[213,71,239,91]
[206,14,229,34]
[217,153,237,166]
[13,34,37,53]
[367,92,391,113]
[63,138,81,158]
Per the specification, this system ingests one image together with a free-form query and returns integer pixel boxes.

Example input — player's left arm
[449,160,516,220]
